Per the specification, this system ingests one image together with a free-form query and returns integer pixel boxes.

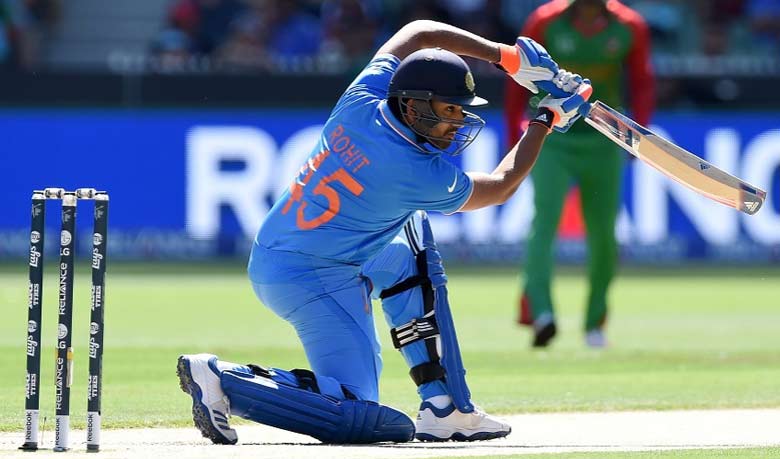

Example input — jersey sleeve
[334,54,400,110]
[399,157,473,215]
[624,16,655,125]
[610,1,655,125]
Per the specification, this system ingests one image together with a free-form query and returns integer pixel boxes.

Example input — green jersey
[505,0,654,142]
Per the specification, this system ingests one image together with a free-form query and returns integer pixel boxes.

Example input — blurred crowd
[0,0,59,71]
[148,0,780,74]
[149,0,531,74]
[2,0,779,73]
[635,0,780,56]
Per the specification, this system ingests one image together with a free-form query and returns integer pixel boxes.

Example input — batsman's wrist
[496,44,520,74]
[529,107,557,132]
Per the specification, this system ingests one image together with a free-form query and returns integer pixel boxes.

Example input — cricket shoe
[532,313,557,348]
[415,402,511,442]
[585,328,608,348]
[177,354,238,445]
[518,295,556,347]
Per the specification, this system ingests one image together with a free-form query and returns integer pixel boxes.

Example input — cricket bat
[583,101,767,215]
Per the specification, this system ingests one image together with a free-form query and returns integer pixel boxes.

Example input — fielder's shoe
[518,295,557,347]
[415,402,511,442]
[533,321,557,347]
[177,354,238,445]
[585,329,607,348]
[532,313,557,348]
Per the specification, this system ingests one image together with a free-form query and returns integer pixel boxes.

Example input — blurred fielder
[505,0,654,348]
[178,19,591,444]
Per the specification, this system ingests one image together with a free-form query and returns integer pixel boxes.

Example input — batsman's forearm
[461,124,547,211]
[408,21,502,63]
[493,124,548,198]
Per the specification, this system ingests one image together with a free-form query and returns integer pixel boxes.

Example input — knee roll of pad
[221,366,414,444]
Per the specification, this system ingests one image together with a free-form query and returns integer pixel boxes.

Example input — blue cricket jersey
[255,54,474,265]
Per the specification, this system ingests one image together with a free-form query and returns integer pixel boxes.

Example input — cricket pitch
[1,408,779,458]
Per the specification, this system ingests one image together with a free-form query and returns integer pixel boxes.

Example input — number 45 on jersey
[282,149,364,230]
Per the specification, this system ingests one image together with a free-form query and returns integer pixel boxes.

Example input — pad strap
[247,363,273,378]
[380,275,429,299]
[409,361,447,386]
[389,314,439,349]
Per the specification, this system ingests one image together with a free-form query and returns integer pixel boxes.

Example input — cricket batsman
[177,19,591,444]
[505,0,655,347]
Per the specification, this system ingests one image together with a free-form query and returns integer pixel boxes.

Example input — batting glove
[530,72,593,133]
[496,37,559,94]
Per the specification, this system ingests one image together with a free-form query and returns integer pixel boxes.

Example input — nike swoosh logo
[447,175,458,193]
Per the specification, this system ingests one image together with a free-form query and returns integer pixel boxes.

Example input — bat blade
[583,101,766,215]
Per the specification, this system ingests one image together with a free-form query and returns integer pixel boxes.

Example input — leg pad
[221,369,414,444]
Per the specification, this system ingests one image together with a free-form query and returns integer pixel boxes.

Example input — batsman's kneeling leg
[221,365,415,444]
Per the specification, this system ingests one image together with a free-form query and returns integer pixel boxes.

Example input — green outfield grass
[0,263,779,433]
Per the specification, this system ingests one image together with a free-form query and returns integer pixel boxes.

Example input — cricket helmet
[388,48,486,155]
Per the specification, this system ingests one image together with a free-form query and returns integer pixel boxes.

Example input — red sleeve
[610,1,655,125]
[504,0,568,146]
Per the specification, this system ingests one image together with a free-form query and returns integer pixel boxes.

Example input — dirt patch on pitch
[2,409,779,458]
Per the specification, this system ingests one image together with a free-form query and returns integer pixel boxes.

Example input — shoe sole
[176,356,236,445]
[416,428,511,442]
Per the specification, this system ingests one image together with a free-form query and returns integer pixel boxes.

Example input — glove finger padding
[552,71,583,93]
[516,37,559,74]
[537,71,586,97]
[560,80,592,113]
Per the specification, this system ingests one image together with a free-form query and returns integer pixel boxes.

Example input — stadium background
[1,3,780,455]
[0,0,778,265]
